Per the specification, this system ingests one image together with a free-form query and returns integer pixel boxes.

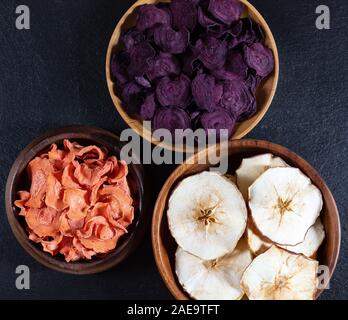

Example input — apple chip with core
[241,246,318,300]
[249,167,323,246]
[167,171,247,260]
[176,239,252,300]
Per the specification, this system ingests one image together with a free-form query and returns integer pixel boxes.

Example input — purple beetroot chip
[156,75,191,108]
[237,99,257,122]
[208,0,243,25]
[170,0,197,31]
[220,80,255,118]
[228,18,265,48]
[153,107,191,134]
[136,5,171,31]
[121,27,145,50]
[122,82,143,103]
[212,50,248,81]
[245,73,263,94]
[154,25,189,54]
[182,48,202,76]
[121,82,144,113]
[198,108,236,139]
[135,76,152,88]
[225,50,248,78]
[128,41,156,77]
[140,93,157,120]
[192,74,223,112]
[198,5,219,27]
[244,42,274,77]
[196,37,227,70]
[146,52,181,81]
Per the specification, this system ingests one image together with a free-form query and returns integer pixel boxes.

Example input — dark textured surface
[0,0,347,300]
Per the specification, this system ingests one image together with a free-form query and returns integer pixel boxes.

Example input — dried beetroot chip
[228,18,265,48]
[192,74,223,112]
[136,4,171,31]
[241,18,265,43]
[244,42,274,77]
[122,82,144,112]
[140,93,157,120]
[245,73,263,94]
[198,5,220,27]
[154,25,189,54]
[230,19,243,37]
[196,36,227,70]
[225,50,248,78]
[237,98,257,122]
[135,76,152,88]
[128,41,156,77]
[220,80,255,118]
[212,68,241,81]
[206,23,229,38]
[182,48,202,76]
[208,0,243,25]
[110,51,130,85]
[197,108,236,139]
[153,107,191,134]
[170,0,197,31]
[211,50,247,81]
[121,27,145,50]
[146,52,181,81]
[156,75,191,108]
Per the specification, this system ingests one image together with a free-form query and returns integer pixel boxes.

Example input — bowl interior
[6,126,145,274]
[152,140,340,300]
[106,0,279,152]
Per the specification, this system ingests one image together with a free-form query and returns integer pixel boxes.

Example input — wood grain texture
[152,139,341,300]
[105,0,279,152]
[5,126,149,274]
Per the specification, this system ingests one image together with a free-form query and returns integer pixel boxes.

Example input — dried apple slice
[247,221,272,256]
[236,153,288,200]
[176,239,252,300]
[167,171,247,260]
[241,246,318,300]
[248,219,325,258]
[281,218,325,258]
[249,167,323,246]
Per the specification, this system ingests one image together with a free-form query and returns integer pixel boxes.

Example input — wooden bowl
[106,0,279,152]
[152,139,341,300]
[5,126,149,275]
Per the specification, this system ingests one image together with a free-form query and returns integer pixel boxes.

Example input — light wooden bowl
[5,126,150,274]
[106,0,279,152]
[152,139,341,300]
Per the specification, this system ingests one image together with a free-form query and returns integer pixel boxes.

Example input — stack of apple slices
[167,154,325,300]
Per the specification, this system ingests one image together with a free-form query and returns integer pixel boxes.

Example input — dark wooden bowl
[106,0,279,153]
[152,139,341,300]
[5,126,149,275]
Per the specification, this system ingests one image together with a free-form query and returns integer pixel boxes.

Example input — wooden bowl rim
[105,0,280,153]
[151,139,341,300]
[5,125,148,275]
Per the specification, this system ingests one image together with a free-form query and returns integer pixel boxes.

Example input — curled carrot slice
[25,207,60,238]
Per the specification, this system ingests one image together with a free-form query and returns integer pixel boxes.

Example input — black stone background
[0,0,347,300]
